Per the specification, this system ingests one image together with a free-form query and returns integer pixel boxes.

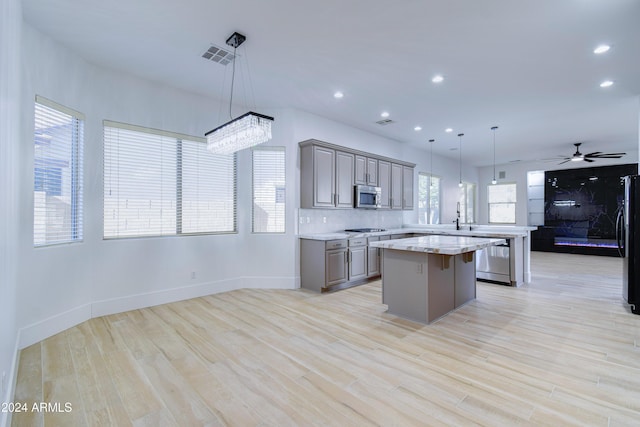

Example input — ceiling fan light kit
[558,142,626,165]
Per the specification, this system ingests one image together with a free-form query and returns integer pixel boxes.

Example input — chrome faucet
[454,202,461,230]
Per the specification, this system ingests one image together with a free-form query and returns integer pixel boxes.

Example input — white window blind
[418,173,441,225]
[488,182,517,224]
[103,121,236,239]
[181,139,236,234]
[252,147,285,233]
[458,182,476,224]
[33,96,84,246]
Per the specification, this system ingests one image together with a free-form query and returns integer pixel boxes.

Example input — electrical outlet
[299,217,304,224]
[322,217,327,223]
[191,272,196,280]
[306,217,310,223]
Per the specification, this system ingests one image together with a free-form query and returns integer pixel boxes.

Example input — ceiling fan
[558,142,626,164]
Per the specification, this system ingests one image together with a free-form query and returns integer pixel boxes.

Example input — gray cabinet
[348,238,368,282]
[355,155,378,186]
[403,165,414,210]
[378,160,391,209]
[300,144,353,209]
[367,236,381,277]
[391,163,403,209]
[301,239,348,292]
[336,151,355,208]
[300,140,414,210]
[326,247,348,287]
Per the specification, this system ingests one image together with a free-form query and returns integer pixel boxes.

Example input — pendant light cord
[229,45,237,120]
[491,126,498,183]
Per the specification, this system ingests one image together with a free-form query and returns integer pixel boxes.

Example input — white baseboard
[18,303,92,349]
[16,276,298,351]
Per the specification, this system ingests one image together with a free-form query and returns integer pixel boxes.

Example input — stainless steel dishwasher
[476,240,511,285]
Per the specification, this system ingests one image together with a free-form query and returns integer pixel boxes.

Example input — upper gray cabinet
[300,143,353,209]
[300,139,414,210]
[355,155,378,186]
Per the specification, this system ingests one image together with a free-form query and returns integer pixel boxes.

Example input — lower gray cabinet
[367,236,381,277]
[348,238,367,282]
[326,248,348,287]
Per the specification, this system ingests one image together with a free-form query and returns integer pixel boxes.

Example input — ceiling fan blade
[558,159,571,165]
[584,152,602,156]
[584,158,595,163]
[586,153,625,158]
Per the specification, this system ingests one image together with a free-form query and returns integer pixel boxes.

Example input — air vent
[499,171,506,179]
[375,119,395,126]
[201,45,236,66]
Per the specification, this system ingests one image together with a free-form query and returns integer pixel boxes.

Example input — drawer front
[326,239,347,250]
[349,238,367,247]
[367,236,380,244]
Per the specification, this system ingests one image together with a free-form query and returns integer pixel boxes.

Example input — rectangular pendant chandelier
[205,111,274,155]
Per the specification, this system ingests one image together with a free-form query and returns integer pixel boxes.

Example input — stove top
[344,228,386,233]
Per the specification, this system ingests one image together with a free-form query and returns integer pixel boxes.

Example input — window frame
[33,96,84,247]
[252,146,286,234]
[418,172,441,225]
[103,120,237,239]
[458,181,476,224]
[487,182,517,224]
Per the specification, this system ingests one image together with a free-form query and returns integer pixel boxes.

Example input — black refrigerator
[618,175,640,314]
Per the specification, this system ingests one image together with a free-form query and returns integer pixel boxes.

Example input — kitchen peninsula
[370,235,505,324]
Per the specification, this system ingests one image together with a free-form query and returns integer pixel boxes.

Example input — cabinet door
[391,163,403,210]
[335,151,355,208]
[326,249,347,287]
[427,254,455,322]
[367,246,380,277]
[313,146,335,208]
[367,158,378,186]
[349,246,367,281]
[402,165,414,210]
[354,155,367,185]
[378,160,391,209]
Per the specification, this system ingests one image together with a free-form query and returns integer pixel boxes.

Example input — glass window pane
[252,148,285,233]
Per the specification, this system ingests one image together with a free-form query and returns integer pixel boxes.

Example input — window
[488,182,517,224]
[33,96,84,246]
[252,147,285,233]
[458,182,476,224]
[103,121,236,238]
[418,173,440,224]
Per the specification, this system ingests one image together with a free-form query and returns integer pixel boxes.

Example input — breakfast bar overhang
[370,235,506,324]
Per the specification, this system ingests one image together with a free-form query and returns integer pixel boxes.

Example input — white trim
[103,119,205,143]
[18,303,92,349]
[35,95,85,120]
[15,276,297,350]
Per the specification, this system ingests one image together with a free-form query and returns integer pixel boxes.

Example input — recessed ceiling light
[333,91,344,99]
[414,126,422,131]
[432,75,444,83]
[381,111,390,118]
[593,44,610,54]
[600,80,614,88]
[445,128,453,133]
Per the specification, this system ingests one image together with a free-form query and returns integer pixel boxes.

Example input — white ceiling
[22,0,640,166]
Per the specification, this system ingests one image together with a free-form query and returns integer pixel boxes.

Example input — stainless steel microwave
[354,185,382,209]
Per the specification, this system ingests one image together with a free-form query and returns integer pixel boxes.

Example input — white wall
[16,25,301,348]
[0,0,22,423]
[11,21,483,383]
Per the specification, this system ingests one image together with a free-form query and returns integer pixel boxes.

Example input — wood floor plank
[12,251,640,426]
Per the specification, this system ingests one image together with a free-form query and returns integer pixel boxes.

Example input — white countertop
[369,235,506,255]
[298,225,535,241]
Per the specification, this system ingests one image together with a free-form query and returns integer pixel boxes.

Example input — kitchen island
[369,235,505,324]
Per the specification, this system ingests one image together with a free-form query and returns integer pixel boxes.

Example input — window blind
[488,183,517,224]
[103,121,236,239]
[181,139,236,234]
[252,147,285,233]
[33,96,84,246]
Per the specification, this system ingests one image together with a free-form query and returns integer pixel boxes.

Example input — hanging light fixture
[491,126,498,184]
[458,133,464,187]
[428,139,435,185]
[205,32,274,155]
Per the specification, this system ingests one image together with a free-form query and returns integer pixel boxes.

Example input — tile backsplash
[298,209,404,234]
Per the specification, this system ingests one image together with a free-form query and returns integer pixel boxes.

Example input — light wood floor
[11,252,640,426]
